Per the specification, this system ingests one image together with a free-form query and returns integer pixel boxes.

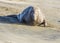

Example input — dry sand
[0,0,60,43]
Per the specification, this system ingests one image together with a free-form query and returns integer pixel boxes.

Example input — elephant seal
[17,6,47,27]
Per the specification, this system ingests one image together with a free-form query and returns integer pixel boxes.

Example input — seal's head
[33,7,47,27]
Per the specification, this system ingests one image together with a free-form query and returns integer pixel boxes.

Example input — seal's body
[17,6,47,26]
[17,6,34,25]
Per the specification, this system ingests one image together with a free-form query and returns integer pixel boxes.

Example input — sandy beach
[0,0,60,43]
